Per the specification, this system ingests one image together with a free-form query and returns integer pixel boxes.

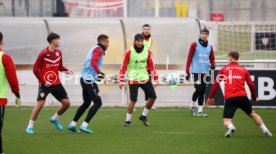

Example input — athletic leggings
[0,106,5,153]
[73,78,102,123]
[192,74,209,106]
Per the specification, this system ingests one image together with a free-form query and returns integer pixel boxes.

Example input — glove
[15,93,21,108]
[15,92,20,99]
[210,64,216,70]
[97,72,105,81]
[185,73,190,81]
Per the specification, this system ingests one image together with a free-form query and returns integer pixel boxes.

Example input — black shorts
[145,91,151,101]
[37,84,69,102]
[129,81,157,102]
[80,78,100,102]
[145,72,152,101]
[223,96,252,119]
[192,73,211,88]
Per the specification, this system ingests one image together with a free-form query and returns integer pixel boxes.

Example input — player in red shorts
[207,51,272,137]
[26,32,73,134]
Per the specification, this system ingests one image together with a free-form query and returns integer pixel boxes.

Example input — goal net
[202,22,276,60]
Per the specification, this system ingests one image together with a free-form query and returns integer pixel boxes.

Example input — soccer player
[185,28,215,117]
[26,32,73,134]
[119,33,158,127]
[207,50,272,138]
[68,34,109,133]
[142,24,153,49]
[142,24,157,110]
[0,32,21,154]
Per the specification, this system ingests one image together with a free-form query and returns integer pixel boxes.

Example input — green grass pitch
[3,107,276,154]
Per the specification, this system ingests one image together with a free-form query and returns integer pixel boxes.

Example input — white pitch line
[153,131,214,135]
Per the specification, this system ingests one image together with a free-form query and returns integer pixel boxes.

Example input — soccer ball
[166,73,179,85]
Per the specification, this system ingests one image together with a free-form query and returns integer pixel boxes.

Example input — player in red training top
[26,33,73,134]
[207,51,272,138]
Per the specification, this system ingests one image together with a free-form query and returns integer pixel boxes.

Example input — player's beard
[134,44,144,53]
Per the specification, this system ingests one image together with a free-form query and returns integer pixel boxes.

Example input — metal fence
[0,0,55,17]
[0,0,275,20]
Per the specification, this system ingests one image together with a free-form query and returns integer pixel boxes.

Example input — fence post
[26,0,31,17]
[261,0,267,21]
[123,0,127,17]
[251,24,255,53]
[208,0,213,21]
[40,0,43,17]
[11,0,15,16]
[154,0,159,18]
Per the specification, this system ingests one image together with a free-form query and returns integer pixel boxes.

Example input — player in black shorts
[223,96,252,119]
[26,33,73,134]
[119,34,159,127]
[37,84,69,102]
[68,34,109,133]
[207,51,272,137]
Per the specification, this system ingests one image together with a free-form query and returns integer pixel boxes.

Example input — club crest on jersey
[40,92,45,98]
[55,52,59,57]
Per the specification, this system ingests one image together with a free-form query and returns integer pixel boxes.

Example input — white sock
[198,106,203,113]
[227,123,235,130]
[126,113,132,122]
[260,123,269,133]
[81,121,89,128]
[27,120,35,128]
[70,121,77,127]
[190,101,196,108]
[52,113,59,121]
[142,108,149,117]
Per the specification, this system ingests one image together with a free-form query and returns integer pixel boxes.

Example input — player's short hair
[97,34,109,43]
[200,28,209,35]
[228,50,239,60]
[0,32,3,41]
[47,32,60,43]
[142,24,151,28]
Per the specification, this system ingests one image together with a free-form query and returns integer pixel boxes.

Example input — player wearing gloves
[185,28,215,117]
[68,34,109,133]
[0,32,21,154]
